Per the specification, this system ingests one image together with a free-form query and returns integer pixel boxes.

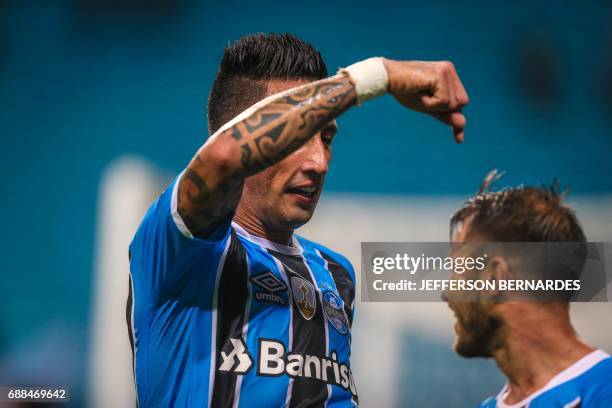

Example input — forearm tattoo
[179,74,357,235]
[232,75,357,174]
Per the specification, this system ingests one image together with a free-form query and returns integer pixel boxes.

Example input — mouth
[285,184,319,205]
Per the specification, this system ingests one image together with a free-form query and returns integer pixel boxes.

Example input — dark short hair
[207,33,328,134]
[450,170,586,243]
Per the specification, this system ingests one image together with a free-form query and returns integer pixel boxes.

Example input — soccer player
[446,176,612,407]
[128,33,469,407]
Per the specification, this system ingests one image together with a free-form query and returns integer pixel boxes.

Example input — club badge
[322,291,349,335]
[291,277,316,320]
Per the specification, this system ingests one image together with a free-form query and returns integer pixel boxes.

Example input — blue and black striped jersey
[128,175,358,407]
[480,350,612,408]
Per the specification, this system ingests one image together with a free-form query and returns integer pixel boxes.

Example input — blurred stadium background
[1,0,612,406]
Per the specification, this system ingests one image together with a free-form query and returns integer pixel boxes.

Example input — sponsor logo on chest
[218,337,358,398]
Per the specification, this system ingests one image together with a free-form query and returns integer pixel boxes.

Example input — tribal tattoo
[234,76,356,175]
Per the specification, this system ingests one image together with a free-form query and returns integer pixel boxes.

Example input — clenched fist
[382,59,470,143]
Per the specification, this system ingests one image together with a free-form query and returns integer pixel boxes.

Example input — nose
[300,134,330,176]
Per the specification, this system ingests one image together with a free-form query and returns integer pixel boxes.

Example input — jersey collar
[232,221,303,256]
[495,349,610,408]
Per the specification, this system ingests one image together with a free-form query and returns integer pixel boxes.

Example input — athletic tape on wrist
[340,57,389,104]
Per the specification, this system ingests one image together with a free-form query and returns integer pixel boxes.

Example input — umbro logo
[218,338,253,374]
[251,272,288,305]
[250,271,287,292]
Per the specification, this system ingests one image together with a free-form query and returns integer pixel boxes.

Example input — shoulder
[581,356,612,404]
[578,353,612,384]
[129,178,176,249]
[592,354,612,372]
[296,236,355,278]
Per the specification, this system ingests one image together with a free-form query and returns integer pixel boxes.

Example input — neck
[233,210,294,246]
[492,305,594,405]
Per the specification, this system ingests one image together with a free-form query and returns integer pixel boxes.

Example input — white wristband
[340,57,389,104]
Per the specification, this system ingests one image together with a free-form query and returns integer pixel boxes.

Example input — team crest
[291,277,316,320]
[322,291,349,335]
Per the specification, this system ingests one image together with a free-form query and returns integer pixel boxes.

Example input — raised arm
[178,58,469,237]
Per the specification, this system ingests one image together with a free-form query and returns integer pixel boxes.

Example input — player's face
[446,224,499,358]
[241,79,336,229]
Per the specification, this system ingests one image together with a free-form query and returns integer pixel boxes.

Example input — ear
[480,255,510,301]
[489,256,510,280]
